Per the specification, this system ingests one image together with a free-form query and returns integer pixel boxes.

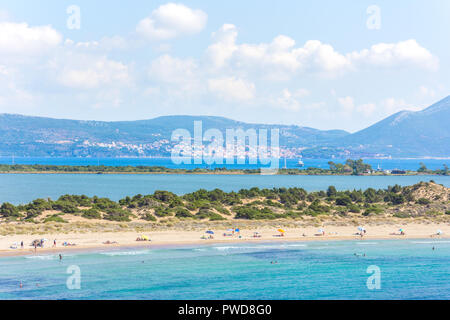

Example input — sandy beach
[1,223,448,257]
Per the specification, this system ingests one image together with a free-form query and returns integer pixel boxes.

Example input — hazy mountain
[0,96,448,158]
[0,114,348,157]
[335,95,450,157]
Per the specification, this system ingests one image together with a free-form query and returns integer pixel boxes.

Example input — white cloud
[207,25,350,78]
[65,36,129,51]
[418,85,436,98]
[136,3,207,40]
[265,88,313,111]
[349,39,439,71]
[206,25,438,79]
[208,77,255,102]
[0,22,62,56]
[357,103,376,117]
[206,24,238,69]
[338,96,355,111]
[148,54,198,83]
[57,55,130,89]
[381,97,420,114]
[270,89,301,111]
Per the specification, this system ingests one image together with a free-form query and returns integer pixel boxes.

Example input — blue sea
[1,240,449,300]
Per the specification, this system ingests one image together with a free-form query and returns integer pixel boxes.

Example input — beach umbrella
[437,229,442,235]
[357,226,364,232]
[278,229,285,233]
[399,228,404,232]
[141,235,149,241]
[206,230,214,234]
[226,228,234,232]
[318,228,324,233]
[235,228,240,232]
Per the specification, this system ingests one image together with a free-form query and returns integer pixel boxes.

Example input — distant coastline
[0,162,447,176]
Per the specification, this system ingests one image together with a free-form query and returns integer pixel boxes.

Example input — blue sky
[0,0,448,132]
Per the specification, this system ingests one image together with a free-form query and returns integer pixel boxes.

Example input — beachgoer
[54,240,56,247]
[59,254,62,261]
[20,241,23,249]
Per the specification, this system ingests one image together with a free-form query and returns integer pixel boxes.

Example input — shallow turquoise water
[1,240,449,300]
[0,174,448,205]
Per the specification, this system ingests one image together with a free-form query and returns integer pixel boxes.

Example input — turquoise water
[1,240,449,300]
[0,174,448,205]
[1,156,448,171]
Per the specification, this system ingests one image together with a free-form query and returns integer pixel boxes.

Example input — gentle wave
[356,242,379,245]
[213,244,307,251]
[25,254,79,260]
[410,241,450,244]
[100,250,152,256]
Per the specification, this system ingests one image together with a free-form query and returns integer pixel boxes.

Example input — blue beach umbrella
[206,230,214,234]
[235,228,240,232]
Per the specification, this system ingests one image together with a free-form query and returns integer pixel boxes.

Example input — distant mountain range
[0,96,449,158]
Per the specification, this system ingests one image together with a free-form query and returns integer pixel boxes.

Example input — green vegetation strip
[0,159,448,175]
[1,181,448,223]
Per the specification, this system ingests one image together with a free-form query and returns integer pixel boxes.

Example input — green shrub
[214,205,231,215]
[362,206,383,216]
[81,208,102,219]
[309,200,330,213]
[103,208,131,222]
[393,212,412,218]
[335,196,352,206]
[52,201,79,214]
[347,204,361,213]
[142,213,157,221]
[195,209,225,221]
[44,215,68,223]
[234,206,282,220]
[416,198,431,205]
[93,197,120,210]
[154,206,172,217]
[175,207,194,218]
[0,202,21,218]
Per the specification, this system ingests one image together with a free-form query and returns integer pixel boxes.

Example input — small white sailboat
[297,159,304,167]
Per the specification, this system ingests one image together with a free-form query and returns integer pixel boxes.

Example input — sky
[0,0,449,132]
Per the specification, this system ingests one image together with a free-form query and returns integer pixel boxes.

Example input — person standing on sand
[20,241,23,249]
[53,240,56,247]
